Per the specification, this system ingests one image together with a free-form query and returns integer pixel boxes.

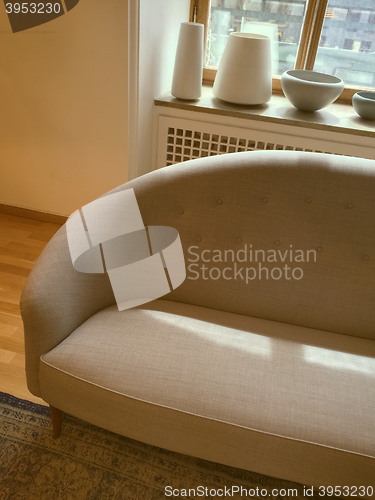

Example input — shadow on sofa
[21,150,375,490]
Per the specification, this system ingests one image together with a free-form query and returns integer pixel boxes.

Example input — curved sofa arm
[20,224,115,397]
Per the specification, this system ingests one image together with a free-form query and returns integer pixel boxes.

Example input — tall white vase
[171,22,204,100]
[213,33,272,105]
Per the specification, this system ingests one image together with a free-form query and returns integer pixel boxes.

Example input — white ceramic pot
[171,22,204,100]
[213,32,272,105]
[281,70,344,112]
[352,91,375,121]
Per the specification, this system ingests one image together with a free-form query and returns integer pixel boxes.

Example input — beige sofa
[21,151,375,490]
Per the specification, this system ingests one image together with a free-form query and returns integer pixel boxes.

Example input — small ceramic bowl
[281,70,344,112]
[352,91,375,121]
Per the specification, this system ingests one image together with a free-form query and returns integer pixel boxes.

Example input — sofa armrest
[20,225,115,397]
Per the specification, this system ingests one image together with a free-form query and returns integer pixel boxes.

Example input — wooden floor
[0,212,62,405]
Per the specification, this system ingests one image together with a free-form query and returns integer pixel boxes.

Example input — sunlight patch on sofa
[142,310,272,357]
[302,345,375,375]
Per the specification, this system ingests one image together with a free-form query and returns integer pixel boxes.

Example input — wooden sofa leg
[50,405,64,439]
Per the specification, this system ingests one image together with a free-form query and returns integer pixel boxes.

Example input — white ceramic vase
[213,32,272,105]
[171,22,204,100]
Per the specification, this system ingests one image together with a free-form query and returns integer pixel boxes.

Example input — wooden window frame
[190,0,370,103]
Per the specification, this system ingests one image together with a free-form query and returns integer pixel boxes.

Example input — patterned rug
[0,392,321,500]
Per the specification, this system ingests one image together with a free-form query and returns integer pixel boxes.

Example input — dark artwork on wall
[3,0,80,33]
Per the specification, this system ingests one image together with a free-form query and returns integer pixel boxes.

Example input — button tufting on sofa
[20,150,375,492]
[306,198,312,204]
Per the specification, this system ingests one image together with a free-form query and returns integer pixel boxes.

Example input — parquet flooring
[0,212,62,405]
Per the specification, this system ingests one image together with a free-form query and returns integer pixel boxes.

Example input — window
[347,10,361,23]
[206,0,308,75]
[360,41,372,52]
[191,0,375,101]
[343,38,354,50]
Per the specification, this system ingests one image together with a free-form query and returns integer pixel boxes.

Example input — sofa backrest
[119,150,375,341]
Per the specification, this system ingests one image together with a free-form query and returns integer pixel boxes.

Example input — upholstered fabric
[39,299,375,487]
[21,151,375,395]
[21,226,115,395]
[120,151,375,341]
[20,150,375,489]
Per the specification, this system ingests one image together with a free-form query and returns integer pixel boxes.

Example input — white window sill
[155,85,375,140]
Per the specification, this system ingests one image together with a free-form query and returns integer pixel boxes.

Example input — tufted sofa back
[118,150,375,341]
[21,150,375,396]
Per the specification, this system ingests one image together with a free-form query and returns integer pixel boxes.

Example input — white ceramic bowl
[352,91,375,121]
[281,70,344,112]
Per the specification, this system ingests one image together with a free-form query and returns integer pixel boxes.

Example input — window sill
[155,85,375,140]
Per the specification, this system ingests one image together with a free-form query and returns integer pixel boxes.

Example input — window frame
[190,0,372,103]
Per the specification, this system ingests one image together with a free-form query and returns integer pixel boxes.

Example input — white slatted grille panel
[156,116,374,169]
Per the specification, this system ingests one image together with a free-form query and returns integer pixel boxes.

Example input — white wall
[0,0,129,216]
[136,0,190,177]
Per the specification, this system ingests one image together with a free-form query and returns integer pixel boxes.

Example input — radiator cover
[156,116,374,169]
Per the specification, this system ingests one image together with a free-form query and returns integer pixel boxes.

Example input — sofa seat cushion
[40,299,375,487]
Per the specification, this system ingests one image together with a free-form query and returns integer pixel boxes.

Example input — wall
[0,0,128,216]
[136,0,190,177]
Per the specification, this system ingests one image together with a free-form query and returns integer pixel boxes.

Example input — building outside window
[197,0,375,95]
